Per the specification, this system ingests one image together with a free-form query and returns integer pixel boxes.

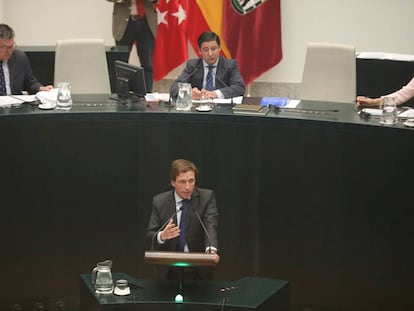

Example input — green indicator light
[172,262,191,267]
[175,293,184,303]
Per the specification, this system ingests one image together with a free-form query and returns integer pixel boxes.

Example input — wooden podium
[144,251,217,267]
[144,251,218,293]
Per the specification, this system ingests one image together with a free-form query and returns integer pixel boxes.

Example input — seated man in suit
[0,23,53,95]
[170,31,245,100]
[147,159,219,279]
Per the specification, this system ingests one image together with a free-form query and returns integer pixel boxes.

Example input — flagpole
[245,84,251,97]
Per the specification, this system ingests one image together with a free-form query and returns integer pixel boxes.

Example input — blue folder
[260,97,289,107]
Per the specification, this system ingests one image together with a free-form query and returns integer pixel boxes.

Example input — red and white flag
[153,0,188,81]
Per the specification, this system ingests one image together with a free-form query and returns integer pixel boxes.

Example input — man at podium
[147,159,219,279]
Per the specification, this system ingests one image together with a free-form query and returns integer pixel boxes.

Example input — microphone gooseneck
[151,207,182,251]
[209,68,234,107]
[169,65,200,100]
[209,67,227,89]
[192,207,214,252]
[180,65,201,83]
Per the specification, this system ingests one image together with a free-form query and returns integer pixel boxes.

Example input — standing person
[170,31,245,100]
[107,0,158,92]
[0,23,53,95]
[147,159,219,279]
[357,76,414,107]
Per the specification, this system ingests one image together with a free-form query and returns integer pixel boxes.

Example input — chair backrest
[300,42,356,103]
[54,39,111,94]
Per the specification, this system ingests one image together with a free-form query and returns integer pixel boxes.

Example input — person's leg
[116,20,135,52]
[135,20,154,92]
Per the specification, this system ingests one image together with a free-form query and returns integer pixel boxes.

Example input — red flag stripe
[153,0,188,81]
[222,1,283,85]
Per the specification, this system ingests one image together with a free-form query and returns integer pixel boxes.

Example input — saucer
[404,120,414,127]
[113,287,130,296]
[379,120,397,125]
[196,105,212,112]
[38,103,56,110]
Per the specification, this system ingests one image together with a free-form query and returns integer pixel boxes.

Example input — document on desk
[145,93,170,102]
[398,108,414,118]
[11,95,37,102]
[192,96,244,104]
[284,99,300,108]
[361,108,383,116]
[214,96,243,104]
[0,96,25,107]
[0,95,37,107]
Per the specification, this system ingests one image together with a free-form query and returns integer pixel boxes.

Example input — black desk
[79,273,289,311]
[20,46,129,93]
[1,97,413,311]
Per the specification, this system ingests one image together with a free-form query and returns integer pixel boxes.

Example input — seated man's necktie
[205,65,215,91]
[0,61,6,95]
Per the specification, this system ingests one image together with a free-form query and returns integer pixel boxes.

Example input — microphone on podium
[192,207,214,253]
[151,207,183,251]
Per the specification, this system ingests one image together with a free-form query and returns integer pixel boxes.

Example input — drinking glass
[113,279,130,296]
[380,96,398,125]
[56,82,73,110]
[198,94,213,110]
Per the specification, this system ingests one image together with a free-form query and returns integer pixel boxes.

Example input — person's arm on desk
[357,76,414,107]
[39,85,53,92]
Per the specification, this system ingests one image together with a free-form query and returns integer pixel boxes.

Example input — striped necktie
[0,61,6,95]
[205,65,215,91]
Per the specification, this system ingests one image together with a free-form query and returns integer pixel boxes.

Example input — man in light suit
[147,159,219,279]
[107,0,157,92]
[0,24,53,95]
[170,31,245,99]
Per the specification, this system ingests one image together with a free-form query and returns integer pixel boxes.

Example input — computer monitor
[114,60,147,98]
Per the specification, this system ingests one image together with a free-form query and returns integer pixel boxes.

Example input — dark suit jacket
[147,187,218,252]
[169,55,245,99]
[7,49,42,95]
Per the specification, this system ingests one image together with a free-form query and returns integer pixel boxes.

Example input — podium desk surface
[80,273,289,311]
[1,94,413,132]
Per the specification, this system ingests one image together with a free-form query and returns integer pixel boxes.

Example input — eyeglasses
[201,46,219,53]
[0,43,16,51]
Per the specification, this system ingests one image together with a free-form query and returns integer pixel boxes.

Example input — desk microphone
[192,207,214,253]
[179,65,201,83]
[271,105,339,115]
[208,67,234,107]
[151,207,182,251]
